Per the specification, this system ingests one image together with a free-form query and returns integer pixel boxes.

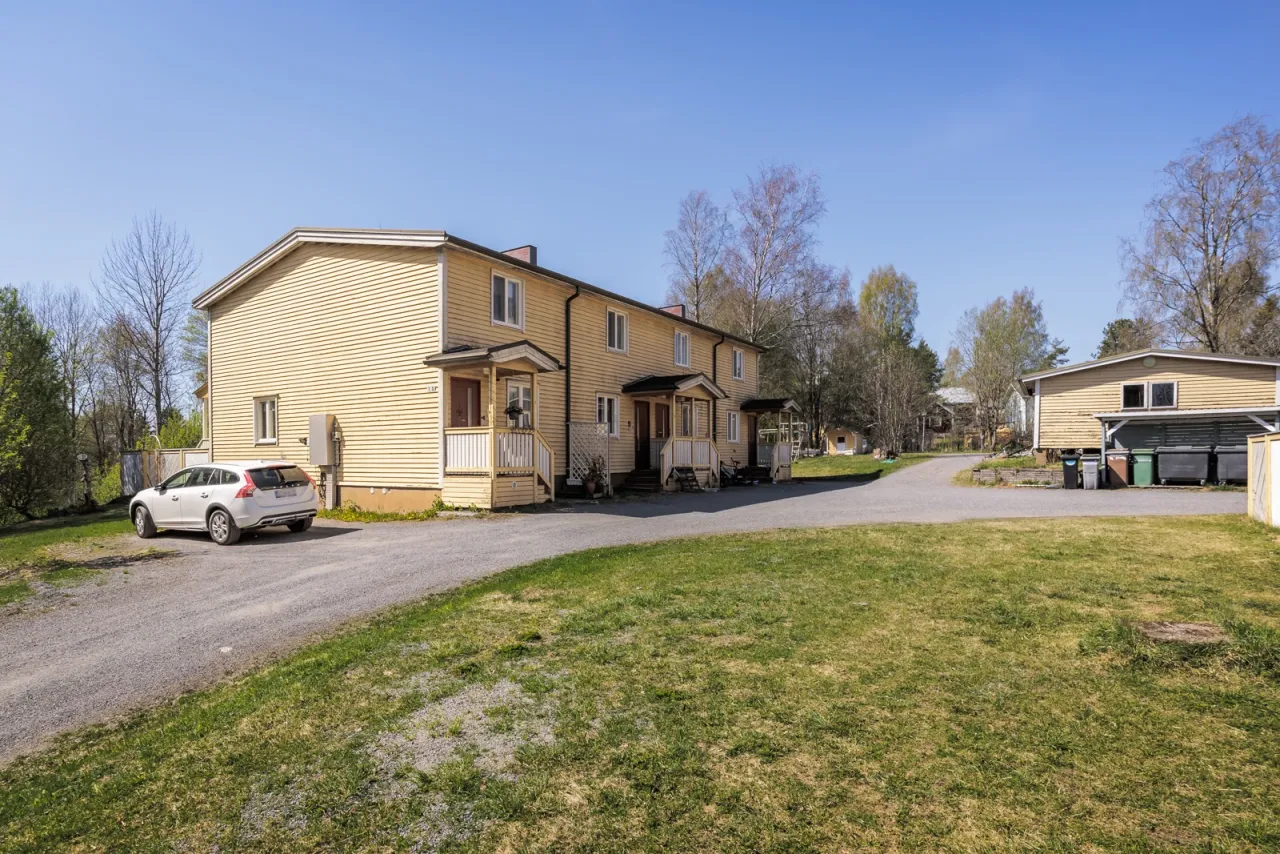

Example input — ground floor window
[507,380,533,428]
[727,411,740,443]
[254,396,278,444]
[597,394,620,438]
[679,400,695,437]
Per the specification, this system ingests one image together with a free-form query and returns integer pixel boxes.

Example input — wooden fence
[120,448,210,496]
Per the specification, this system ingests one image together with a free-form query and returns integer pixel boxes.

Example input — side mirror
[157,485,167,495]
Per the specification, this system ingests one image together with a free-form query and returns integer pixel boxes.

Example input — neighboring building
[1019,349,1280,456]
[194,228,779,510]
[932,386,975,434]
[824,426,867,455]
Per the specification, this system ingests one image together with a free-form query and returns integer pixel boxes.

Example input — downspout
[711,335,725,441]
[564,285,581,476]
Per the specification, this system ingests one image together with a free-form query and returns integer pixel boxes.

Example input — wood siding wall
[1037,357,1277,448]
[444,248,761,477]
[209,243,441,487]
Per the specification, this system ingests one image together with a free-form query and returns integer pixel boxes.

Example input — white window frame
[679,400,695,437]
[491,271,524,330]
[1121,382,1146,410]
[1149,380,1178,409]
[727,410,740,443]
[674,330,690,368]
[506,379,533,428]
[606,308,628,354]
[596,393,620,438]
[732,348,745,380]
[254,396,278,445]
[1121,380,1179,411]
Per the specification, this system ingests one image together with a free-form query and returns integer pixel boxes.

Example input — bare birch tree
[26,283,97,443]
[663,190,729,323]
[721,164,827,347]
[951,290,1066,449]
[1122,116,1280,352]
[94,212,200,432]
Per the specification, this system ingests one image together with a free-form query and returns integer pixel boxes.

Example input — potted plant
[584,455,607,497]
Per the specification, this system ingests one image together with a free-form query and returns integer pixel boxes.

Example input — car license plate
[275,488,297,498]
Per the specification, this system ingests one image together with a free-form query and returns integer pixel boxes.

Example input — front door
[450,378,481,427]
[634,402,651,469]
[747,415,759,466]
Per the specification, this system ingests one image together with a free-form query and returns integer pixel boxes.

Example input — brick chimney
[660,304,686,318]
[503,245,538,266]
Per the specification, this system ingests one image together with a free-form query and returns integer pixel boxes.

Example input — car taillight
[235,482,255,499]
[302,469,316,486]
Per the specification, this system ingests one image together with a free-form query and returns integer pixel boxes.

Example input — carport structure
[1096,405,1280,451]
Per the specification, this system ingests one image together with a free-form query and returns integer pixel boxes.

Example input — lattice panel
[568,421,611,491]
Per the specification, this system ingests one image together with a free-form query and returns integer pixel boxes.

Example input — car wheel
[207,508,241,545]
[133,505,156,539]
[287,518,313,533]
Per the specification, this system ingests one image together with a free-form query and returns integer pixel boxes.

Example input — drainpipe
[564,285,581,474]
[711,332,721,440]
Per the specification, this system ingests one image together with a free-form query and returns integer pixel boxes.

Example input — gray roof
[937,387,974,405]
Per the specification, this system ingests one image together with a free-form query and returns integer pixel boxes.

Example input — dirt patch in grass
[375,676,557,784]
[0,532,173,612]
[1134,621,1228,644]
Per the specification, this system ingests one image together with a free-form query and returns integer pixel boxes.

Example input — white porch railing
[536,431,555,501]
[445,428,490,473]
[662,437,717,488]
[772,441,791,480]
[497,430,534,472]
[674,438,692,467]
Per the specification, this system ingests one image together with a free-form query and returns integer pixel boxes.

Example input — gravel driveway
[0,454,1243,763]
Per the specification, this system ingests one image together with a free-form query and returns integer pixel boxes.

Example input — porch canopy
[422,339,562,374]
[621,373,726,399]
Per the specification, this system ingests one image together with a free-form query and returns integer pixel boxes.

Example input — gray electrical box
[309,414,336,466]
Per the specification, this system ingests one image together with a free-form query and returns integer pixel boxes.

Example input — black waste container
[1061,453,1081,489]
[1214,445,1247,484]
[1155,445,1210,485]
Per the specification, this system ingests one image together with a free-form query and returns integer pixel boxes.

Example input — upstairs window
[491,272,523,328]
[1121,383,1145,410]
[674,331,690,367]
[732,348,745,380]
[254,396,278,444]
[1151,381,1177,408]
[607,308,628,353]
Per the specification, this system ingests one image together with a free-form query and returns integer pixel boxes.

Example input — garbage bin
[1156,446,1210,485]
[1106,450,1131,486]
[1132,449,1155,487]
[1082,454,1100,490]
[1062,453,1081,489]
[1214,445,1247,484]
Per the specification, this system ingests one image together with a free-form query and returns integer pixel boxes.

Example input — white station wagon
[130,460,318,545]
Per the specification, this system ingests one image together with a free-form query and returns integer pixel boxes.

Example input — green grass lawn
[791,452,934,479]
[3,517,1280,851]
[0,509,151,607]
[0,510,133,568]
[971,455,1055,471]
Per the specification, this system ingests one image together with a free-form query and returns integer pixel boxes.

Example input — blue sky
[3,1,1278,360]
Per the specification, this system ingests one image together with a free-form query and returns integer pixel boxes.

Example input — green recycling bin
[1131,449,1155,487]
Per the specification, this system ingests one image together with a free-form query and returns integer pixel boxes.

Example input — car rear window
[248,466,309,489]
